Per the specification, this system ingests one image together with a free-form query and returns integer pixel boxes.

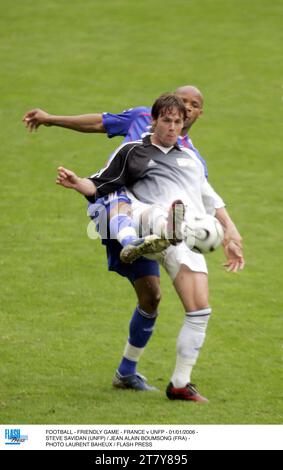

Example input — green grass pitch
[0,0,282,424]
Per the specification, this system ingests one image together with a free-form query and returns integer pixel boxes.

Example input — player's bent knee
[139,290,161,313]
[134,275,161,313]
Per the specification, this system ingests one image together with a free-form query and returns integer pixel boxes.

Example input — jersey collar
[143,134,182,151]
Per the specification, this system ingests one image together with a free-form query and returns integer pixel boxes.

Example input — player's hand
[223,225,242,248]
[223,240,245,273]
[22,108,51,132]
[56,166,80,189]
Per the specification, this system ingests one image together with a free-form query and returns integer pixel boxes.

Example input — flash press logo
[5,429,28,445]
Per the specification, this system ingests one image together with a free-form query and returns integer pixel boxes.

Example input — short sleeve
[102,107,150,138]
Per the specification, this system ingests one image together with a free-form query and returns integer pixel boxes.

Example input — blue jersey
[102,106,208,177]
[102,106,152,142]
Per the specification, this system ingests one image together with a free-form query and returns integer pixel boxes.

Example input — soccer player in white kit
[56,93,244,402]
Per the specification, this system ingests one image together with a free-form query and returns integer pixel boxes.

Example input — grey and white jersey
[88,135,224,216]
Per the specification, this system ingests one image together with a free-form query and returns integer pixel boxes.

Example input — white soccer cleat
[120,235,170,264]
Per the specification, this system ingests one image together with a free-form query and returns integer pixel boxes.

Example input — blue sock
[118,357,137,376]
[109,214,137,247]
[128,306,157,348]
[118,306,158,376]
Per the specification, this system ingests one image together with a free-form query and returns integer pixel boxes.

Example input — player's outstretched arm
[215,207,244,272]
[215,207,242,247]
[56,166,96,197]
[23,108,106,133]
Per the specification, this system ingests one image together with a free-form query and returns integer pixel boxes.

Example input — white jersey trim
[90,140,142,192]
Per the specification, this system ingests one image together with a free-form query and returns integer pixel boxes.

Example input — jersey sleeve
[86,143,133,201]
[189,137,208,178]
[201,175,225,215]
[102,107,150,138]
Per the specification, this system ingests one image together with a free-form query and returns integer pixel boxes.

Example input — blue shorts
[106,240,160,284]
[88,191,160,283]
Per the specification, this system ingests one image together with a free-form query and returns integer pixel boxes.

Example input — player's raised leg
[108,191,139,246]
[120,200,186,264]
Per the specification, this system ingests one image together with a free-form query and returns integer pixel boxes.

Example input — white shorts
[159,242,208,281]
[126,191,208,281]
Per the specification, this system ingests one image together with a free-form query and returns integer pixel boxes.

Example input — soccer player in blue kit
[24,88,244,402]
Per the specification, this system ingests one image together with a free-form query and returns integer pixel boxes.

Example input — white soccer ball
[185,214,224,254]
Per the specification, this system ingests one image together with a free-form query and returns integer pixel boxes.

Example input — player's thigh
[160,243,209,312]
[107,191,133,218]
[173,265,209,312]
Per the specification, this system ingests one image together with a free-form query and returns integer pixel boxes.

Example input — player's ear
[151,119,157,131]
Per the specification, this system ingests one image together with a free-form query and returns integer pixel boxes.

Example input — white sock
[171,308,211,388]
[141,206,168,238]
[123,341,144,362]
[116,226,137,246]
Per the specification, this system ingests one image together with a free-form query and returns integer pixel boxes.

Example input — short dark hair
[151,93,187,121]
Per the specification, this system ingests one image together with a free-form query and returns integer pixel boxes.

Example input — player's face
[152,108,184,147]
[176,89,203,130]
